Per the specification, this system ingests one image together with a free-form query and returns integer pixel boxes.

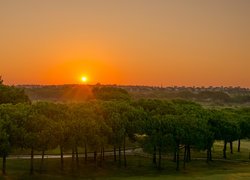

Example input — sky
[1,0,250,87]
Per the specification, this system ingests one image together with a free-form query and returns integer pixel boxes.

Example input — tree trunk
[72,148,75,162]
[84,143,87,162]
[153,146,157,164]
[123,136,127,167]
[206,149,209,163]
[100,148,103,167]
[40,149,45,172]
[2,154,6,175]
[187,145,191,162]
[158,147,161,170]
[238,139,241,152]
[183,145,187,168]
[75,145,79,166]
[114,146,116,162]
[173,150,176,162]
[30,147,34,175]
[102,147,105,160]
[176,143,180,171]
[207,146,213,162]
[209,147,212,161]
[230,141,233,154]
[118,146,121,166]
[94,151,97,162]
[94,150,97,167]
[223,140,227,159]
[60,145,64,170]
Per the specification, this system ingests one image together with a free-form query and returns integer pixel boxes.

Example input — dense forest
[1,79,250,175]
[19,84,250,104]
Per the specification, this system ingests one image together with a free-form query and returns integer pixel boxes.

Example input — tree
[211,109,240,159]
[235,108,250,152]
[70,101,109,166]
[29,102,58,171]
[92,86,130,101]
[0,103,30,175]
[0,84,30,105]
[102,101,127,166]
[171,100,207,169]
[121,103,145,167]
[135,99,176,169]
[0,121,10,175]
[0,76,3,85]
[52,103,70,170]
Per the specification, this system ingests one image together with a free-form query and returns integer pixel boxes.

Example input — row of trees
[0,100,250,175]
[0,79,250,175]
[0,77,29,104]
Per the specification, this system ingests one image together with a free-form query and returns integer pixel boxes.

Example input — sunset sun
[81,76,87,83]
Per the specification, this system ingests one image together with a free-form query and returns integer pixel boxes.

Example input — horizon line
[13,83,250,90]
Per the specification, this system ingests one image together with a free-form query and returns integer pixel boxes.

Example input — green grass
[190,140,250,161]
[1,155,250,179]
[2,140,250,179]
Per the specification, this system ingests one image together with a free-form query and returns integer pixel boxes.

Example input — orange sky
[1,0,250,87]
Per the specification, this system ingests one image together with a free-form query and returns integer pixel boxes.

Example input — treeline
[131,89,231,102]
[21,85,250,104]
[131,89,250,104]
[0,80,30,104]
[0,80,250,175]
[1,100,250,174]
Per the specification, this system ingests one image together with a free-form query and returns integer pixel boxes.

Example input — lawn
[1,155,250,179]
[190,140,250,161]
[1,140,250,179]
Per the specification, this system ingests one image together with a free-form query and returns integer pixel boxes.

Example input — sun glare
[81,76,87,83]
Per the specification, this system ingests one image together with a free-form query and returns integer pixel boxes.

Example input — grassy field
[190,140,250,161]
[1,140,250,179]
[0,157,249,180]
